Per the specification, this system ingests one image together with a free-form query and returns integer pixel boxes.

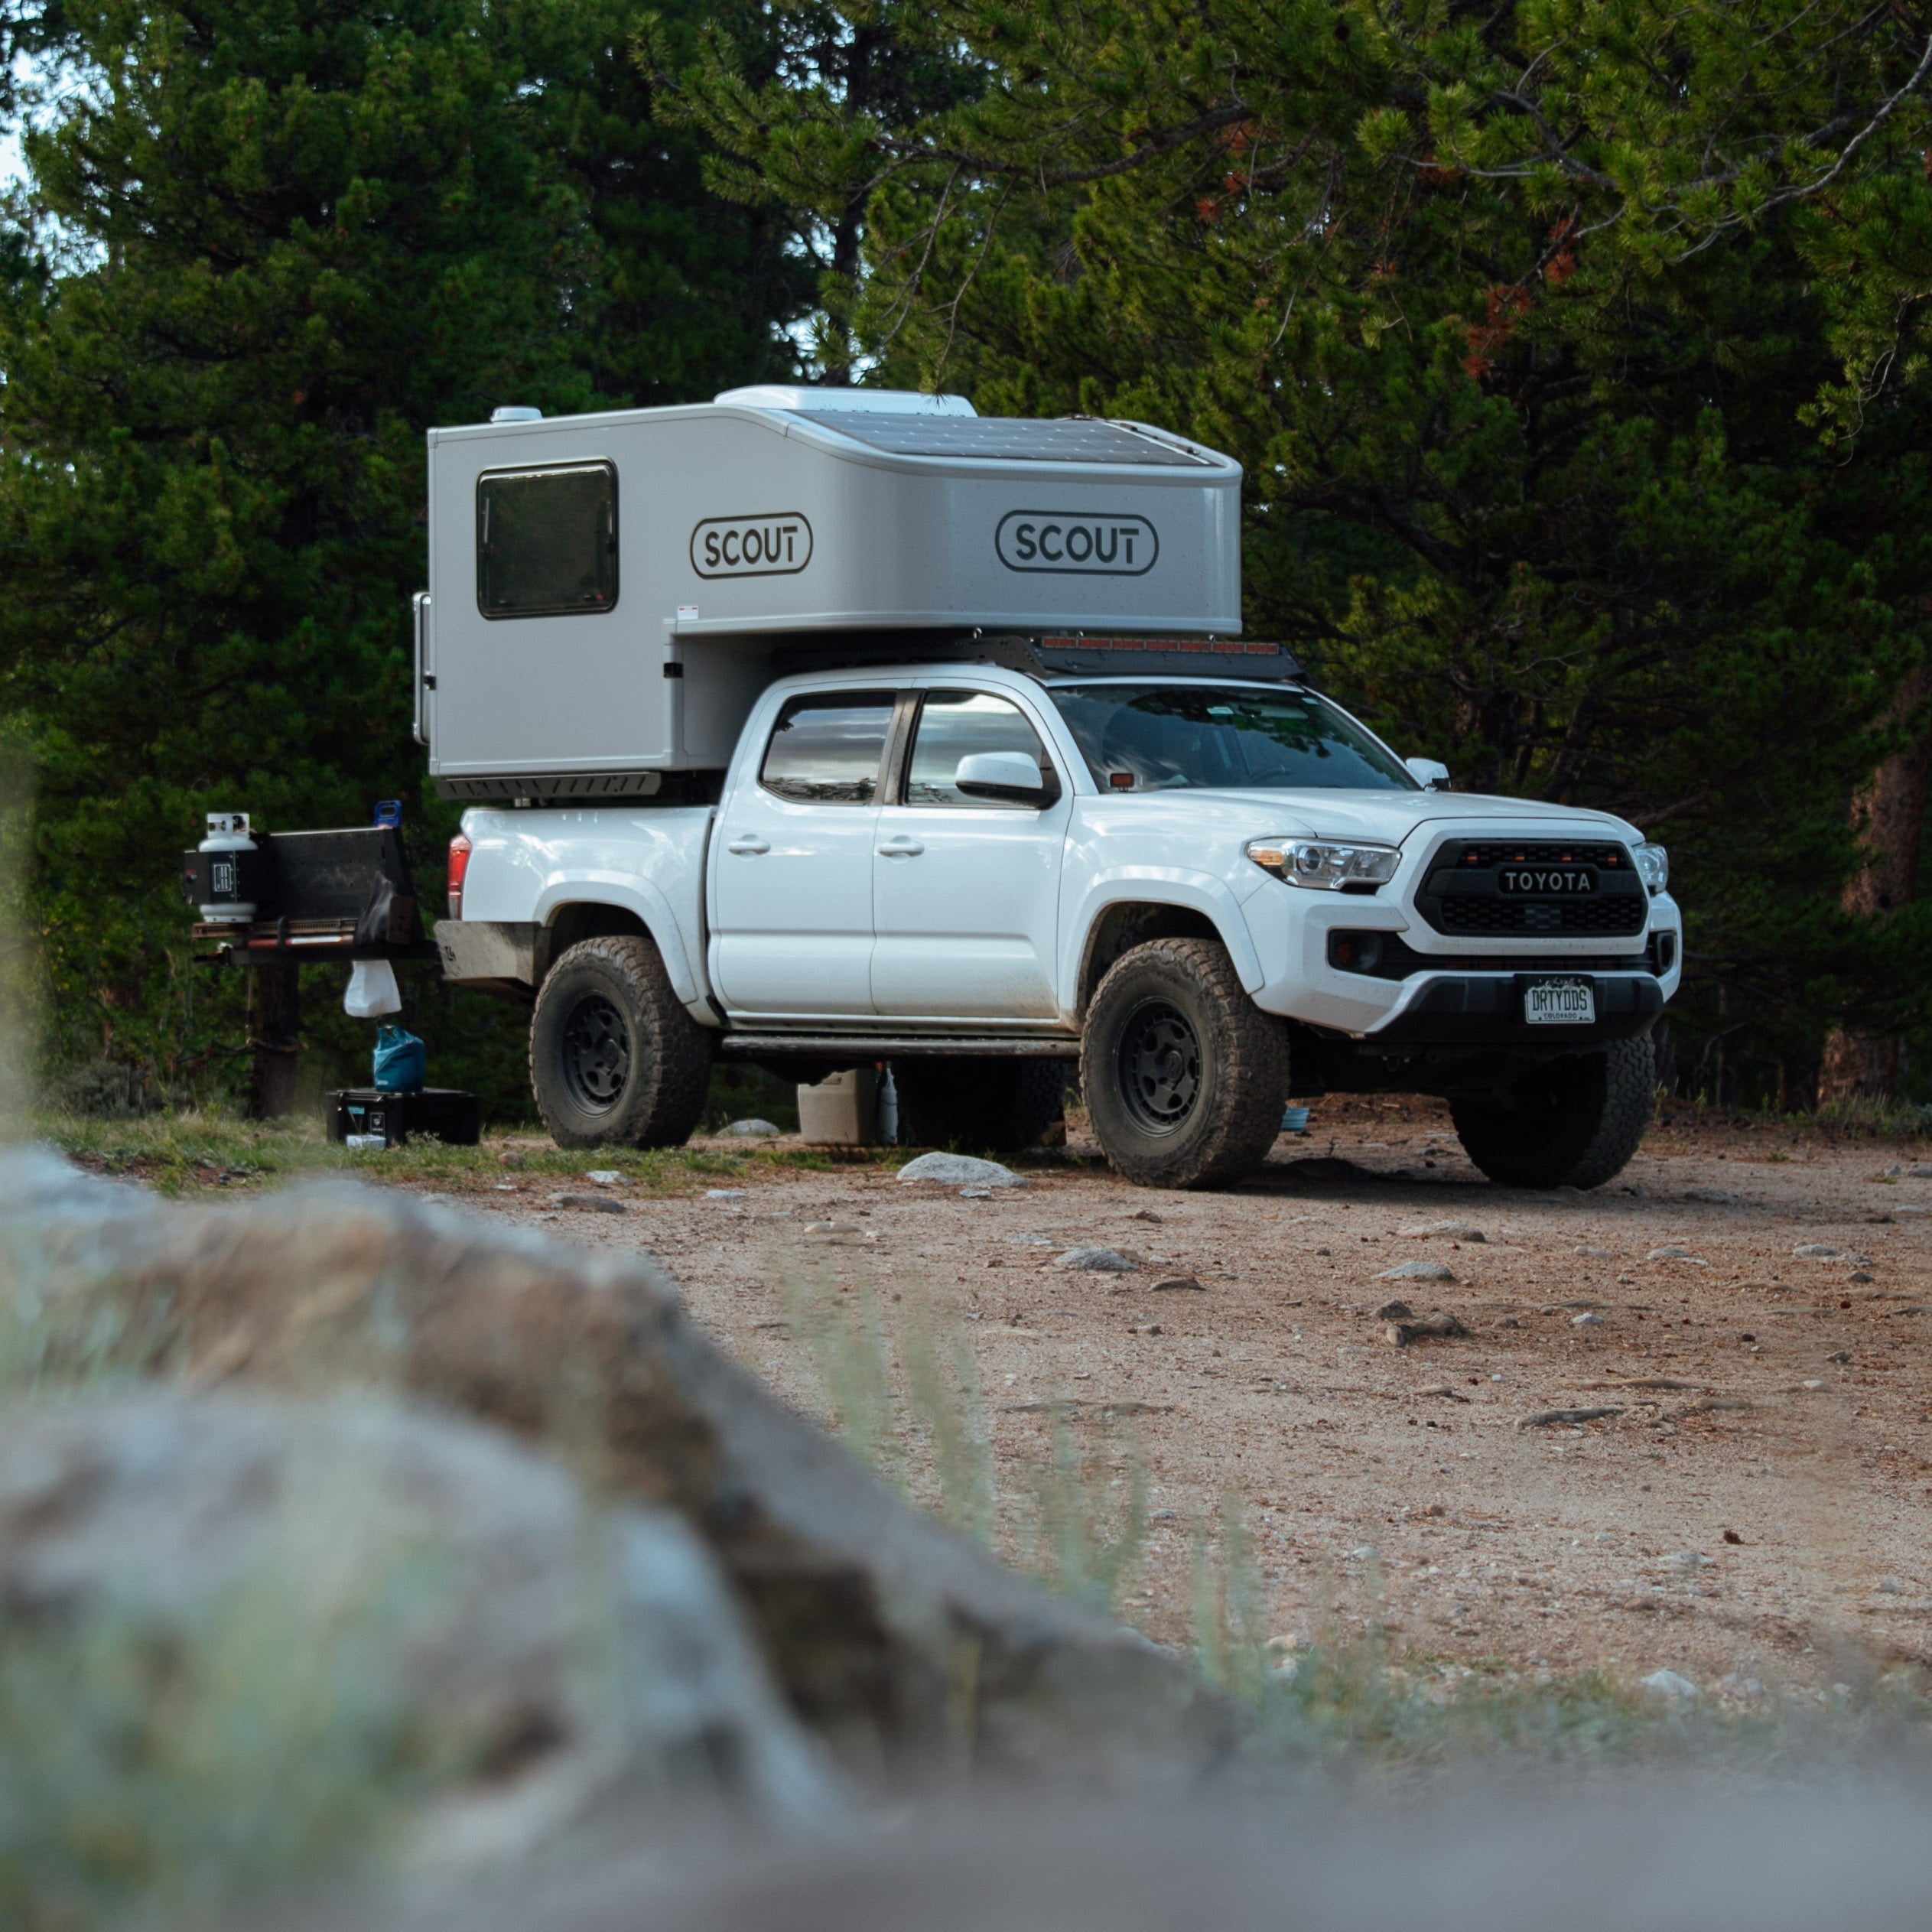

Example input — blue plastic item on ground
[372,1025,426,1093]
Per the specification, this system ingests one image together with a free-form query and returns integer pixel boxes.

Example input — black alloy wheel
[561,993,630,1111]
[1117,998,1202,1134]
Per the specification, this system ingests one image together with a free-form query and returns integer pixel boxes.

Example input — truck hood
[1085,787,1641,849]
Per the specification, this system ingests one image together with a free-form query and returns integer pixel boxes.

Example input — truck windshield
[1048,684,1417,792]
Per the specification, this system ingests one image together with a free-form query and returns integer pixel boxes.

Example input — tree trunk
[248,961,301,1120]
[1819,667,1932,1106]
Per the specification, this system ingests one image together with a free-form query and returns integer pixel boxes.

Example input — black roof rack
[1036,636,1303,681]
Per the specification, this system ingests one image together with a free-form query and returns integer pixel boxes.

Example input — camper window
[476,463,618,618]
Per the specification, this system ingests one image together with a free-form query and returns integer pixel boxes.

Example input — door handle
[877,837,924,857]
[726,835,770,855]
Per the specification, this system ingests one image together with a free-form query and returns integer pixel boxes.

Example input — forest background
[3,0,1932,1121]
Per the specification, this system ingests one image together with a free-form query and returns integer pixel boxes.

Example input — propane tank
[197,812,258,924]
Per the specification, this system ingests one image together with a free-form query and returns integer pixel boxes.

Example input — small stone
[1794,1243,1845,1260]
[805,1221,861,1235]
[959,1187,992,1199]
[705,1189,746,1201]
[1518,1405,1622,1427]
[1910,1166,1932,1179]
[1055,1247,1137,1273]
[1722,1529,1743,1545]
[1683,1188,1737,1204]
[1641,1669,1699,1701]
[1826,1349,1850,1364]
[1400,1221,1485,1241]
[1495,1317,1521,1329]
[1572,1312,1606,1329]
[1575,1245,1615,1258]
[551,1192,626,1215]
[1373,1298,1415,1321]
[1666,1550,1709,1569]
[584,1169,623,1186]
[1647,1245,1696,1261]
[1378,1260,1456,1283]
[1848,1270,1875,1284]
[721,1119,781,1137]
[1345,1545,1378,1562]
[1010,1232,1057,1247]
[1801,1378,1825,1390]
[1130,1208,1163,1223]
[897,1152,1029,1189]
[1382,1313,1470,1348]
[1314,1245,1332,1257]
[1148,1275,1205,1293]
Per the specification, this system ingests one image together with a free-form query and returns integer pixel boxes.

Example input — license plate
[1525,979,1595,1025]
[1498,867,1598,895]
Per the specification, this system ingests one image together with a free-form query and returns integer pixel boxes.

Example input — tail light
[447,832,472,919]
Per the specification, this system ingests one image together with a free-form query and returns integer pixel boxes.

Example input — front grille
[1415,837,1648,938]
[1437,896,1648,937]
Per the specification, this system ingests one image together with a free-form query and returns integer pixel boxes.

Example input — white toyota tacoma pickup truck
[446,659,1680,1189]
[423,385,1680,1189]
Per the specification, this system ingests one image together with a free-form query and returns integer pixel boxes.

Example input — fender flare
[1060,870,1267,1013]
[533,876,701,1007]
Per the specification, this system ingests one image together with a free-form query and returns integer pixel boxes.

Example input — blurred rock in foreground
[0,1147,1228,1793]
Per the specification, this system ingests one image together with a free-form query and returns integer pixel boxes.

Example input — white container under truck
[428,387,1682,1189]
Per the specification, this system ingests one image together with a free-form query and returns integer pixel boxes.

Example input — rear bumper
[1363,971,1664,1049]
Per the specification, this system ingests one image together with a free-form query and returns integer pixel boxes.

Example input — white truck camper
[428,387,1683,1190]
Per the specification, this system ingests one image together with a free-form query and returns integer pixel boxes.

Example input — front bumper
[1363,971,1664,1049]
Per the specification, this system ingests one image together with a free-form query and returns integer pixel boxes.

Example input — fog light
[1329,931,1386,974]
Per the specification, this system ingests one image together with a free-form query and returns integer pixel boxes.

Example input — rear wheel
[1081,938,1289,1189]
[1449,1033,1655,1189]
[893,1057,1067,1153]
[530,935,712,1149]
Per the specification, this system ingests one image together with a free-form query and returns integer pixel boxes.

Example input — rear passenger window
[905,691,1050,807]
[759,694,895,804]
[476,462,618,618]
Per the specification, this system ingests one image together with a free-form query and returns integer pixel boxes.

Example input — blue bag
[372,1025,426,1094]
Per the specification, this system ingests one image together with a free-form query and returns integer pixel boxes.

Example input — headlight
[1634,842,1669,893]
[1247,837,1402,890]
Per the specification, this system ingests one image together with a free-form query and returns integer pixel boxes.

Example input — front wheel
[529,935,712,1149]
[1449,1033,1656,1190]
[1081,938,1290,1189]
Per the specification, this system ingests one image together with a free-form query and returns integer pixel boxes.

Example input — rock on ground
[0,1388,835,1856]
[896,1153,1029,1189]
[0,1147,1228,1790]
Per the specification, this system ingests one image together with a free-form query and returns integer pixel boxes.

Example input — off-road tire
[530,935,712,1150]
[1449,1033,1655,1191]
[893,1058,1068,1153]
[1081,938,1290,1189]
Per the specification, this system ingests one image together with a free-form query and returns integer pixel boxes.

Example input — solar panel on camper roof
[793,411,1215,467]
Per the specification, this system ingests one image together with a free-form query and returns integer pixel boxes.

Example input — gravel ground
[449,1100,1932,1695]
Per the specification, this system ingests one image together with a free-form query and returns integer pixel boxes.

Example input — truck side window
[476,463,618,618]
[904,691,1051,808]
[759,694,894,804]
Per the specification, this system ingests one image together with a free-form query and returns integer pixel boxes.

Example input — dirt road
[452,1101,1932,1695]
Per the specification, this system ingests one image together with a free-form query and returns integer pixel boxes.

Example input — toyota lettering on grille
[1498,868,1598,895]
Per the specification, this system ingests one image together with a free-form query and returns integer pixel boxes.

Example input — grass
[37,1107,918,1198]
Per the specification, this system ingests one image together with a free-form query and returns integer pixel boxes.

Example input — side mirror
[955,750,1051,802]
[1406,757,1450,792]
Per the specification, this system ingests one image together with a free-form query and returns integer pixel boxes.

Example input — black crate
[327,1088,481,1149]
